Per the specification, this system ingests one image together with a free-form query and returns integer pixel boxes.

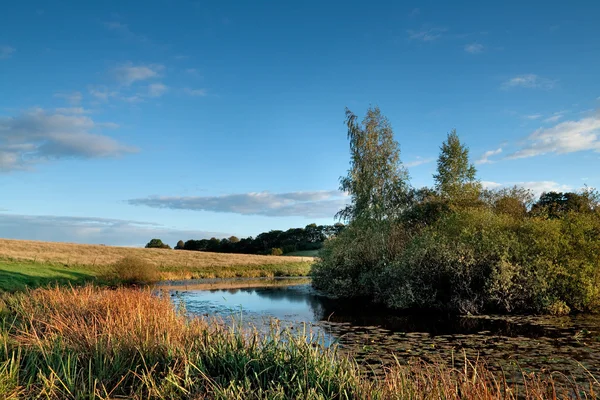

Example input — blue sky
[1,0,599,246]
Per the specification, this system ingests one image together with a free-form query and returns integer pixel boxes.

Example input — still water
[160,278,600,381]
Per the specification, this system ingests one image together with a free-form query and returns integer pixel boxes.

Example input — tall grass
[0,286,597,399]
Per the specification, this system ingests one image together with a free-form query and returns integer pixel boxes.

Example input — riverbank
[0,238,313,291]
[0,285,596,399]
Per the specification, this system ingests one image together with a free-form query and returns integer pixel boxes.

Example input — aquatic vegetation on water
[0,286,597,399]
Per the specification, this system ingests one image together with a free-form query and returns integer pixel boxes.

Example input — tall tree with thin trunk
[337,107,410,222]
[434,129,479,200]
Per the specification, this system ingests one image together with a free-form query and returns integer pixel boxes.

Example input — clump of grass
[0,286,597,399]
[105,256,161,285]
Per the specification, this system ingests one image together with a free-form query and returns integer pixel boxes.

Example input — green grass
[0,259,99,291]
[284,250,321,257]
[0,258,312,292]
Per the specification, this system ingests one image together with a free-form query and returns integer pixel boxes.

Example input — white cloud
[54,107,89,115]
[128,190,349,218]
[113,63,164,85]
[408,27,446,42]
[405,157,434,167]
[476,148,502,164]
[482,181,572,197]
[524,114,542,120]
[54,91,83,105]
[88,86,118,102]
[508,116,600,159]
[502,74,556,90]
[464,43,484,54]
[148,83,168,97]
[0,213,226,247]
[183,88,207,96]
[0,45,15,59]
[0,108,137,172]
[104,21,149,44]
[543,112,564,123]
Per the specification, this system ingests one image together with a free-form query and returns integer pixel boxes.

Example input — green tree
[228,236,240,243]
[337,107,410,222]
[145,238,171,249]
[433,130,479,200]
[175,240,185,250]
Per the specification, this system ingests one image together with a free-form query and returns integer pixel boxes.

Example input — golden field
[0,239,314,289]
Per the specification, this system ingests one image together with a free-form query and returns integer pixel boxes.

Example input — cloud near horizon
[482,180,572,197]
[128,190,349,218]
[0,108,137,172]
[0,213,226,247]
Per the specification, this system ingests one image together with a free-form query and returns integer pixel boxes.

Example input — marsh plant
[0,286,597,399]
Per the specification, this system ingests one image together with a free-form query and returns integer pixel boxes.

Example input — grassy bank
[0,285,596,399]
[0,238,313,291]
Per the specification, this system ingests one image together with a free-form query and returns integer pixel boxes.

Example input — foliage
[105,256,161,284]
[174,240,185,249]
[313,107,600,315]
[0,286,595,399]
[337,107,410,222]
[145,238,171,249]
[433,129,480,203]
[270,247,283,256]
[181,223,345,255]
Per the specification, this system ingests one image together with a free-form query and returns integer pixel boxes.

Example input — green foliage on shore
[313,107,600,315]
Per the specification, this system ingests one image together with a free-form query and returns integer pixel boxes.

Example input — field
[0,239,313,291]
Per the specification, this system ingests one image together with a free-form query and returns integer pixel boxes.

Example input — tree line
[313,107,600,316]
[146,223,345,255]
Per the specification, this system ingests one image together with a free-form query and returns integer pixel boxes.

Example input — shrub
[106,256,161,285]
[270,247,283,256]
[145,238,171,249]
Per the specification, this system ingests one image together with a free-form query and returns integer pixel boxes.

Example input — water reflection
[165,279,600,383]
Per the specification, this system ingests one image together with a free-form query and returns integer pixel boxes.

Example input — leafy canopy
[337,107,410,222]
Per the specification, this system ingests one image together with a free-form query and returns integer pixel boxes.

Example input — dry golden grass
[0,238,313,268]
[0,286,596,399]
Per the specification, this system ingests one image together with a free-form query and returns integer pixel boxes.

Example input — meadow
[0,239,313,291]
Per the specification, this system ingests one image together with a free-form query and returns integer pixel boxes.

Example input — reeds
[0,286,597,399]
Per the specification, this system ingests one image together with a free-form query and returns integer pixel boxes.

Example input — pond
[159,278,600,382]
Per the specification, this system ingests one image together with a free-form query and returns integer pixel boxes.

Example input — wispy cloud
[54,91,83,105]
[88,86,118,102]
[0,213,226,247]
[482,180,572,197]
[476,148,502,165]
[104,21,149,44]
[113,63,164,85]
[464,43,484,54]
[54,107,90,115]
[524,114,542,120]
[0,108,137,172]
[0,45,15,59]
[507,116,600,159]
[183,88,207,96]
[502,74,556,90]
[148,83,168,97]
[407,27,446,42]
[409,8,420,17]
[405,157,434,167]
[543,112,565,123]
[128,190,349,218]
